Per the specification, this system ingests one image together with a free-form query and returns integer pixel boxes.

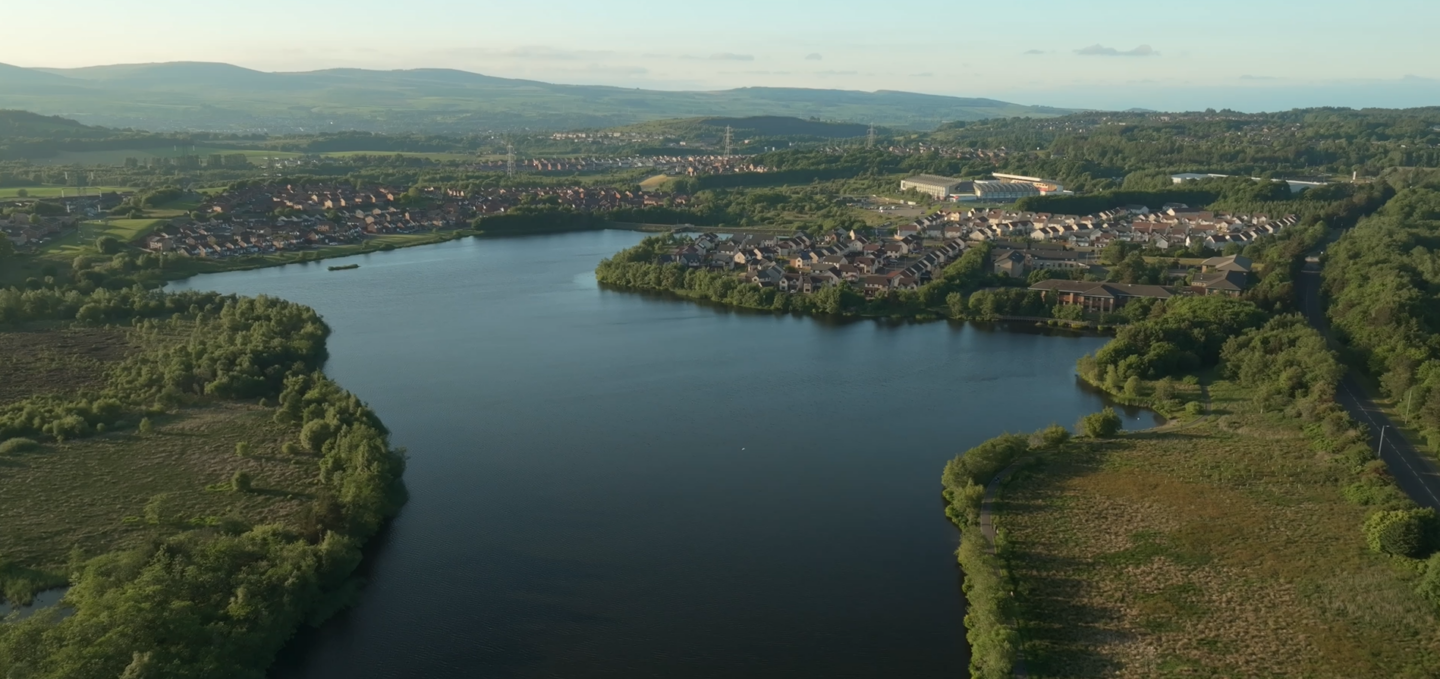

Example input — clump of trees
[1078,296,1267,390]
[1078,408,1122,438]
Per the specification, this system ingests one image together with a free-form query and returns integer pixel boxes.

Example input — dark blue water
[168,230,1156,679]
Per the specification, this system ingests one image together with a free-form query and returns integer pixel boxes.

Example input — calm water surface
[168,230,1156,679]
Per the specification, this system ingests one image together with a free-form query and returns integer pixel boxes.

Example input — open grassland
[998,382,1440,678]
[0,405,314,570]
[0,186,133,199]
[0,325,136,406]
[639,174,672,190]
[0,323,314,571]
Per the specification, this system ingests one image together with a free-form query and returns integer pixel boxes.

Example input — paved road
[1299,262,1440,511]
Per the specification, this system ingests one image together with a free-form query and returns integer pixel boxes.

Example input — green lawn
[38,219,167,257]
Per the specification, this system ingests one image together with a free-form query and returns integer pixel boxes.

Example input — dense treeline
[0,287,406,678]
[928,108,1440,187]
[1324,185,1440,450]
[1078,297,1267,389]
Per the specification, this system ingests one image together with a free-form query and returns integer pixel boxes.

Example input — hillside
[604,115,877,144]
[0,61,1069,134]
[0,110,104,139]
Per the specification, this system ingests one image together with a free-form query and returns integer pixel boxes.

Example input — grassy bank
[994,381,1440,677]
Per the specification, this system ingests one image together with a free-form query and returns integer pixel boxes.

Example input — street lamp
[1378,425,1387,457]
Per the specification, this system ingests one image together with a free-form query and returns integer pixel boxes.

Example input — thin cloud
[1076,44,1159,57]
[1240,75,1279,81]
[709,52,754,62]
[1022,49,1045,55]
[804,53,823,61]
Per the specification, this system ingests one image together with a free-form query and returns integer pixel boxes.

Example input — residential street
[1299,261,1440,511]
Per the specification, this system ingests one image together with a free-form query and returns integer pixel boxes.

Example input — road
[1298,260,1440,511]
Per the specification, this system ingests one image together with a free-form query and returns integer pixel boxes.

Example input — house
[1194,270,1249,297]
[1201,255,1254,273]
[1030,280,1173,313]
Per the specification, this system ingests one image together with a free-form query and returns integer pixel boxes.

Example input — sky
[3,0,1438,110]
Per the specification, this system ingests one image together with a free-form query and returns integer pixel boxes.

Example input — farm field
[0,186,133,199]
[996,382,1440,678]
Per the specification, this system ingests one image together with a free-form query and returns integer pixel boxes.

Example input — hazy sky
[4,0,1437,109]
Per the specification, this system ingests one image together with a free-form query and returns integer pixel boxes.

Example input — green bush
[300,419,335,453]
[1418,554,1440,609]
[1185,401,1204,417]
[231,470,253,493]
[1031,423,1071,449]
[0,437,39,454]
[138,417,153,435]
[1364,509,1435,558]
[1078,407,1122,438]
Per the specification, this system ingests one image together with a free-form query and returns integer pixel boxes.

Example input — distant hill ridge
[0,61,1071,134]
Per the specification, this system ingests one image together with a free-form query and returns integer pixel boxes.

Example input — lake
[168,230,1157,678]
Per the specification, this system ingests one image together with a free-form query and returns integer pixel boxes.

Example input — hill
[0,110,105,139]
[0,61,1069,134]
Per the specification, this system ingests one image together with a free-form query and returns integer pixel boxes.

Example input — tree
[143,493,172,525]
[15,188,27,198]
[300,419,336,453]
[1418,553,1440,608]
[231,470,253,493]
[1078,407,1122,438]
[1153,377,1176,402]
[1364,509,1434,558]
[1123,376,1142,398]
[235,441,252,458]
[138,417,153,435]
[1031,423,1072,449]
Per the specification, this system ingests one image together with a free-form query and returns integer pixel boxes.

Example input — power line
[868,123,876,149]
[723,126,733,159]
[506,141,515,178]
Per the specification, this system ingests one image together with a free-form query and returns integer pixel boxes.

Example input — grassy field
[318,150,477,162]
[0,325,136,407]
[0,405,315,570]
[997,381,1440,678]
[0,323,314,571]
[33,218,169,258]
[23,148,298,167]
[0,186,133,199]
[639,174,672,190]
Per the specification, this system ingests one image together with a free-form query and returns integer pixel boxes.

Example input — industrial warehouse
[899,172,1069,202]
